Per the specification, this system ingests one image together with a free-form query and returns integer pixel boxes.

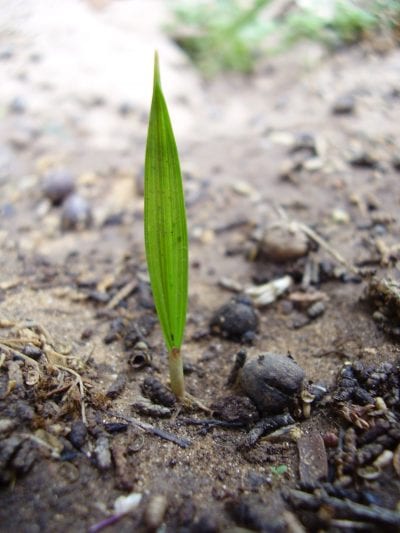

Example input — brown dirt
[0,2,400,532]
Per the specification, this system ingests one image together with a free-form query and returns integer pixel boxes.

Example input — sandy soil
[0,1,399,532]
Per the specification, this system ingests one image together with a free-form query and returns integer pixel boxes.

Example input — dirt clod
[68,420,88,449]
[210,295,258,342]
[238,352,305,414]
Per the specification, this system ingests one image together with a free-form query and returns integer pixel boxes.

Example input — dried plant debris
[365,276,400,336]
[285,358,400,530]
[0,319,90,424]
[285,485,400,531]
[245,276,293,307]
[333,360,400,409]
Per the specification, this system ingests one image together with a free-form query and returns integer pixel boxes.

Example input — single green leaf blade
[144,52,188,353]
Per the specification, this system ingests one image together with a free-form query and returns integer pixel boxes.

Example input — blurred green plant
[169,0,274,76]
[168,0,400,76]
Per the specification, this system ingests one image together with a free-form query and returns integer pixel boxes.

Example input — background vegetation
[168,0,400,75]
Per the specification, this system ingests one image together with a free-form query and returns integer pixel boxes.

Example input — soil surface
[0,2,400,532]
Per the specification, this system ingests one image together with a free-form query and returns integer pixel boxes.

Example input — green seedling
[144,52,188,400]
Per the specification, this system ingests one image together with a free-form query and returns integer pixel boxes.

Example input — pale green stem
[169,347,185,399]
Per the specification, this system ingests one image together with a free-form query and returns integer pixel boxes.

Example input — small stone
[238,352,305,414]
[42,169,75,205]
[22,345,43,360]
[210,295,258,342]
[323,432,339,448]
[0,418,16,437]
[307,301,325,319]
[61,194,92,231]
[290,132,317,154]
[258,221,309,262]
[332,95,355,115]
[349,150,379,168]
[331,208,350,224]
[144,494,168,531]
[94,435,112,471]
[68,420,88,449]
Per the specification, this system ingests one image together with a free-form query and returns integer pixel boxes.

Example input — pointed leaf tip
[153,51,161,89]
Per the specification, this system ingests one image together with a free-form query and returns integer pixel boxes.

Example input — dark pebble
[106,374,127,399]
[102,212,125,226]
[61,194,92,231]
[339,271,362,284]
[81,327,93,340]
[11,439,37,474]
[68,420,88,449]
[210,295,258,342]
[103,422,128,434]
[142,377,176,407]
[332,95,355,115]
[22,344,43,360]
[225,499,266,531]
[137,281,155,309]
[349,151,379,169]
[290,132,317,155]
[42,169,75,205]
[16,401,35,422]
[238,352,305,414]
[87,290,109,303]
[104,317,125,344]
[291,313,311,329]
[60,449,79,461]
